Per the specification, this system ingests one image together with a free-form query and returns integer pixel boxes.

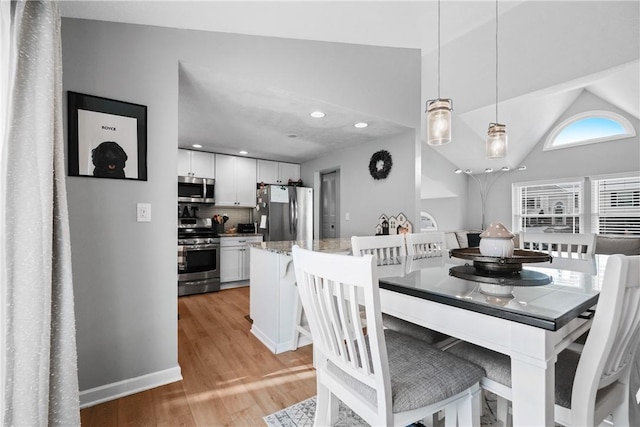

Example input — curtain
[1,1,80,425]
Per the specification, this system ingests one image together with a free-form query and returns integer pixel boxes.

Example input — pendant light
[426,0,452,146]
[486,0,507,159]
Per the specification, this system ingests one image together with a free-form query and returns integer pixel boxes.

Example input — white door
[321,170,339,238]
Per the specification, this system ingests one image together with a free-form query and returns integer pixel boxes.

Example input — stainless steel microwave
[178,176,215,203]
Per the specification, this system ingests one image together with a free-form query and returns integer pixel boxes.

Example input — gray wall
[63,21,180,396]
[302,130,419,237]
[62,18,421,401]
[420,145,468,232]
[469,90,640,231]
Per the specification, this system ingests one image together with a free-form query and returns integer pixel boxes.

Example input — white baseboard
[250,326,278,353]
[79,365,183,409]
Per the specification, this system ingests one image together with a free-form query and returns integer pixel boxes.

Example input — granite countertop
[248,237,352,256]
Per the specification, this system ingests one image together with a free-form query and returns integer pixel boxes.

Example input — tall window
[513,180,583,233]
[544,111,635,151]
[591,173,640,235]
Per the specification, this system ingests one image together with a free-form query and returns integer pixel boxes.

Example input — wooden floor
[80,287,316,426]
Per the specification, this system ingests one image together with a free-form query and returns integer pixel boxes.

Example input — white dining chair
[291,245,483,427]
[351,235,453,347]
[446,254,640,426]
[406,231,446,257]
[519,231,596,257]
[350,234,406,261]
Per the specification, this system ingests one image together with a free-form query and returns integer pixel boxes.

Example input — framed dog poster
[67,91,147,181]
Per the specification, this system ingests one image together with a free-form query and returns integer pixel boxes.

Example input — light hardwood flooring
[80,287,316,426]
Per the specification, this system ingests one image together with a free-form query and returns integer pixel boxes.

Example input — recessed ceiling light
[192,144,202,148]
[239,150,248,155]
[485,168,494,173]
[310,111,325,118]
[354,122,368,128]
[454,169,463,174]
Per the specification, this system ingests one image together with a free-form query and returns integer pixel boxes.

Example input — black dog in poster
[92,141,128,178]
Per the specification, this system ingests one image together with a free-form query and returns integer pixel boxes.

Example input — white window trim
[543,110,636,152]
[590,171,640,236]
[512,178,585,234]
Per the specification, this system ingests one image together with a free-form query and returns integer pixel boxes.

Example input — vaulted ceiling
[60,1,639,172]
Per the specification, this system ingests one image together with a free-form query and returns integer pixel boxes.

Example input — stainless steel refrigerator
[256,185,313,242]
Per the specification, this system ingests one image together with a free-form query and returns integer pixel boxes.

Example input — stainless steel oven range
[178,218,220,296]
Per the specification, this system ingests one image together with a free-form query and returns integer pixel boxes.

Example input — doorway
[320,170,340,239]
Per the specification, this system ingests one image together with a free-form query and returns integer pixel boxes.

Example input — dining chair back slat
[406,232,446,257]
[519,232,596,257]
[351,235,406,262]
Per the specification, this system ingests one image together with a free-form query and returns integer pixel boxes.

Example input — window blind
[513,180,583,233]
[592,174,640,235]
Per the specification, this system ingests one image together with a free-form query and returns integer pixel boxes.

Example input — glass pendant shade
[486,123,507,159]
[426,99,452,145]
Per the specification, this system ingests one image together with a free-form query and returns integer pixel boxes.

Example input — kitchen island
[248,238,351,353]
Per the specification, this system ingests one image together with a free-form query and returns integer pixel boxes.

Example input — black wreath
[368,150,393,180]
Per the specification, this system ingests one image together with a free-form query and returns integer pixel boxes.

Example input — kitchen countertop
[248,237,352,256]
[219,233,262,237]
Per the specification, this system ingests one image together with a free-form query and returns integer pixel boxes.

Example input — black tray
[449,247,551,273]
[449,265,552,287]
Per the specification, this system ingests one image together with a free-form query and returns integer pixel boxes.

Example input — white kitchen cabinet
[177,149,215,178]
[220,235,263,283]
[278,162,300,183]
[215,154,257,206]
[257,160,300,184]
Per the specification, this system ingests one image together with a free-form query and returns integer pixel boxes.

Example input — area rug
[264,395,499,427]
[263,396,365,427]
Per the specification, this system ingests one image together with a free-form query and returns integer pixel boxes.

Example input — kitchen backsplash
[178,204,254,232]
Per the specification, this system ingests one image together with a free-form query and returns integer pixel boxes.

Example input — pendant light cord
[437,0,441,99]
[495,0,499,123]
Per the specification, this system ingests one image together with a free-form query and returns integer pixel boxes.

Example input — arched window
[544,111,635,151]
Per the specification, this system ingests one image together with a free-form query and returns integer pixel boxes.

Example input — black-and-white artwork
[375,212,413,235]
[67,92,147,181]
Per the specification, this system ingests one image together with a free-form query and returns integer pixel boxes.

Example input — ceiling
[60,1,640,170]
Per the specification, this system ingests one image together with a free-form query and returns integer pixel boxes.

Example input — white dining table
[376,252,607,427]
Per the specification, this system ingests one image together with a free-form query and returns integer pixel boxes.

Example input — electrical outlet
[137,203,151,222]
[345,212,350,221]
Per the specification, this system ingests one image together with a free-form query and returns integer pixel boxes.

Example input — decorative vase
[479,222,515,258]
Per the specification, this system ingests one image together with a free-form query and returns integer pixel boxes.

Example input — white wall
[469,90,640,231]
[420,145,468,232]
[302,129,418,237]
[62,18,421,405]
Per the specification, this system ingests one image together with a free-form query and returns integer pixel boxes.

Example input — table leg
[510,353,555,426]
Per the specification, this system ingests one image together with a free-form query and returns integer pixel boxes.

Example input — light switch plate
[137,203,151,222]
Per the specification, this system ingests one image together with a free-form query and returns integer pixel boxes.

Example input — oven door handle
[185,244,220,251]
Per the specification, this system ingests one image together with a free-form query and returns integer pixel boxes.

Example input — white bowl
[479,283,515,297]
[479,237,515,258]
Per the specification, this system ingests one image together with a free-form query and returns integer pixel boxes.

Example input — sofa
[444,230,639,255]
